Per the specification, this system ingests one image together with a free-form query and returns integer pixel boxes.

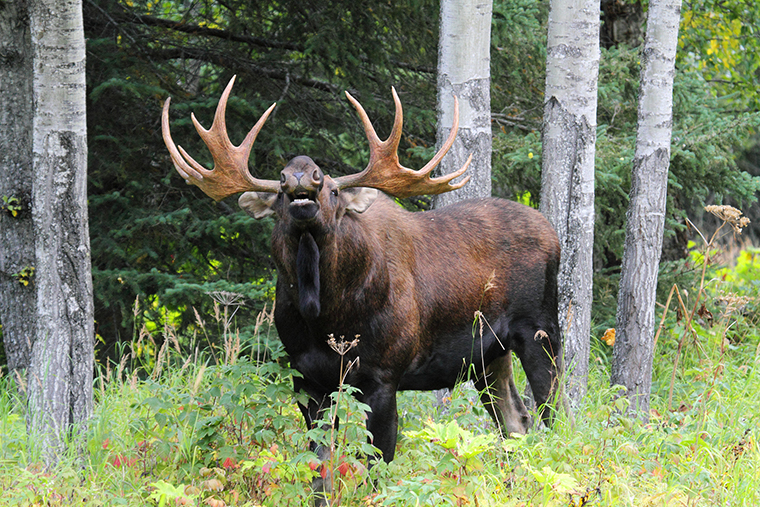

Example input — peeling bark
[434,0,492,206]
[611,0,682,419]
[431,0,493,409]
[540,0,600,404]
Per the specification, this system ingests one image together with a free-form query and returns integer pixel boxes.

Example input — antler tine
[162,97,202,182]
[335,89,471,198]
[161,75,280,201]
[345,87,404,156]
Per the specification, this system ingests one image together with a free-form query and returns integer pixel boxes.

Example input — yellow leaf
[601,328,615,346]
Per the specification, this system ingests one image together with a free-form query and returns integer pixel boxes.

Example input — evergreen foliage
[78,0,760,364]
[83,0,442,358]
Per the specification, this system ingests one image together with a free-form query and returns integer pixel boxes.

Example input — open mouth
[287,189,319,220]
[291,190,317,204]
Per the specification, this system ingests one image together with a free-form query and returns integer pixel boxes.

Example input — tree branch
[143,47,343,94]
[90,1,434,75]
[122,12,304,51]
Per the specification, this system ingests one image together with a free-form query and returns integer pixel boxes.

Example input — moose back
[161,77,563,464]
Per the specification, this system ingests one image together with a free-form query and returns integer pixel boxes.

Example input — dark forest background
[4,0,758,369]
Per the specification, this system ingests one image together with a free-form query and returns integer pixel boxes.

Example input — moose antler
[161,75,280,201]
[335,88,471,198]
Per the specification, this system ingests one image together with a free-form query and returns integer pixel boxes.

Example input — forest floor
[1,246,758,506]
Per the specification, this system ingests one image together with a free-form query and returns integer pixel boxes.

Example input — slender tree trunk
[611,0,682,419]
[432,0,493,409]
[434,0,493,206]
[27,0,93,465]
[540,0,600,404]
[0,0,35,378]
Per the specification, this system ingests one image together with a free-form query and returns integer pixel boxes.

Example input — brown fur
[240,158,563,464]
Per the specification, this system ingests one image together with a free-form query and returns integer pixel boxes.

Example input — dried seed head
[705,205,751,233]
[484,271,497,293]
[206,290,245,307]
[327,334,360,356]
[716,291,753,316]
[193,306,205,328]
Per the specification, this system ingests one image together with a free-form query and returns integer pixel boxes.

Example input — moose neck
[274,212,383,321]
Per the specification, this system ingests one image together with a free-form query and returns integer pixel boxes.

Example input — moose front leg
[293,378,335,506]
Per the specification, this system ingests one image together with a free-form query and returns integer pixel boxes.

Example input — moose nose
[281,156,324,194]
[291,168,324,188]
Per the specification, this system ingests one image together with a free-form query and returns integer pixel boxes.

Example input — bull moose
[161,76,563,473]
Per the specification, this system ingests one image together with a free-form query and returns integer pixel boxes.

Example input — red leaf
[262,460,277,474]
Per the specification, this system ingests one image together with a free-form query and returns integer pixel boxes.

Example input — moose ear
[342,187,379,213]
[239,191,277,219]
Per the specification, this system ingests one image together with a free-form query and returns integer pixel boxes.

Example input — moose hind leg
[476,353,532,436]
[518,327,561,428]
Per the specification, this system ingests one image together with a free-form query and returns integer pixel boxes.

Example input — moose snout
[281,156,324,196]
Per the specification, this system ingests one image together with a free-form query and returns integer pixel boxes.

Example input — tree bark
[0,0,35,378]
[433,0,493,206]
[611,0,682,419]
[27,0,93,465]
[540,0,600,404]
[431,0,493,409]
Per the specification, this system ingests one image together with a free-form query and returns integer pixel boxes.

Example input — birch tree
[540,0,600,404]
[432,0,493,408]
[0,0,35,378]
[611,0,682,419]
[27,0,93,465]
[434,0,493,206]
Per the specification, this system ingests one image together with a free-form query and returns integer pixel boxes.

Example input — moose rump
[161,76,563,468]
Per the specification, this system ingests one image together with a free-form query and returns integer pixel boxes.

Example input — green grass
[0,249,758,506]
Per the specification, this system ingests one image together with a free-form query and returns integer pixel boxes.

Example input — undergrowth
[0,212,758,506]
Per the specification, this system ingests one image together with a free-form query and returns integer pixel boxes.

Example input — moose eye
[331,188,339,197]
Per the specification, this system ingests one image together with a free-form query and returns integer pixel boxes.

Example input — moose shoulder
[162,76,563,466]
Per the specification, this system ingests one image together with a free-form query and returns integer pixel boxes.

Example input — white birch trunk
[611,0,682,419]
[0,0,35,377]
[432,0,493,410]
[540,0,600,404]
[27,0,93,465]
[434,0,493,206]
